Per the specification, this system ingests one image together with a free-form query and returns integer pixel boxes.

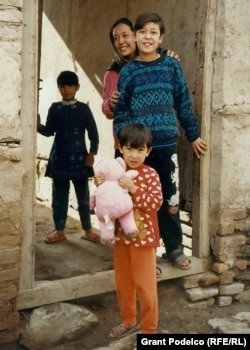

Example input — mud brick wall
[0,0,23,343]
[0,0,250,346]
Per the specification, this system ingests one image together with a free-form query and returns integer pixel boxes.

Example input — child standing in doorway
[114,12,207,271]
[96,123,163,341]
[37,70,100,244]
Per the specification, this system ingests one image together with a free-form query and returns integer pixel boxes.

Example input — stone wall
[180,0,250,307]
[209,0,250,296]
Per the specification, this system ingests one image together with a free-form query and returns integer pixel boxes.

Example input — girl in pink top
[102,18,137,157]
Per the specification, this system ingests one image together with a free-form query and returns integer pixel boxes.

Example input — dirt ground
[15,201,250,349]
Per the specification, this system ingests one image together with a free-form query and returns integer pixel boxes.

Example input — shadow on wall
[42,0,131,96]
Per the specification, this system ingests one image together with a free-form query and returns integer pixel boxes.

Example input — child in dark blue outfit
[37,71,100,244]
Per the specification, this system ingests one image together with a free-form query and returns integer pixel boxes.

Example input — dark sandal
[163,249,191,270]
[44,231,67,244]
[107,323,139,341]
[81,231,100,243]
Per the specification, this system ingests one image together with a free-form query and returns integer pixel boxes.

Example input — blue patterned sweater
[114,55,200,148]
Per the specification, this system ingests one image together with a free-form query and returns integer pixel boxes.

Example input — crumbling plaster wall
[0,0,23,343]
[209,0,250,258]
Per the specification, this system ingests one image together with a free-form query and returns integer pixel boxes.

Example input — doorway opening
[18,0,213,310]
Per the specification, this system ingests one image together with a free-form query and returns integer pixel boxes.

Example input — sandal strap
[168,249,191,269]
[110,323,130,337]
[169,249,185,262]
[108,322,138,340]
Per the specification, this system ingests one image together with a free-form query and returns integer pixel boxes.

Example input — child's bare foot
[156,265,162,277]
[162,249,191,270]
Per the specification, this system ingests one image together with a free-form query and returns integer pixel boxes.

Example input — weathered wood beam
[17,257,208,310]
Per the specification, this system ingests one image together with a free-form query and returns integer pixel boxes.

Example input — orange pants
[113,243,158,333]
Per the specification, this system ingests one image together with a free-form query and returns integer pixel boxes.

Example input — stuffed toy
[90,157,138,246]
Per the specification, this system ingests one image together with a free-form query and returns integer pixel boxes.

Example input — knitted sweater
[38,101,99,180]
[114,55,200,148]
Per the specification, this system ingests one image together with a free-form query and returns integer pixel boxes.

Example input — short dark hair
[57,71,79,86]
[134,12,165,35]
[119,123,153,149]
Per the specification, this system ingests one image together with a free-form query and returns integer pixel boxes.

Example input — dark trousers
[145,144,183,253]
[52,178,91,231]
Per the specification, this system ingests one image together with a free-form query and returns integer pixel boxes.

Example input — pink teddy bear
[90,157,138,246]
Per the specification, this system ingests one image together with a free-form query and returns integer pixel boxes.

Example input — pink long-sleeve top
[102,70,120,150]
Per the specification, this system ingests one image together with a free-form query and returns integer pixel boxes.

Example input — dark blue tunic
[38,101,99,180]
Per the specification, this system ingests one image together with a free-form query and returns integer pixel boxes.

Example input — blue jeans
[145,144,183,253]
[52,178,91,231]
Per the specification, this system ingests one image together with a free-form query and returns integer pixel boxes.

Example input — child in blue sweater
[114,12,207,269]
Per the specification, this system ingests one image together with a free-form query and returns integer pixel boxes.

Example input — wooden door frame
[18,0,216,310]
[192,0,216,258]
[19,0,38,291]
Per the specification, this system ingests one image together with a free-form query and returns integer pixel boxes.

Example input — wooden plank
[192,0,214,258]
[19,0,39,291]
[17,257,208,310]
[17,270,115,310]
[158,256,208,280]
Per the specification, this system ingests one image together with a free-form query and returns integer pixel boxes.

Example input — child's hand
[94,173,105,187]
[118,176,137,194]
[109,90,120,109]
[166,49,180,62]
[86,152,95,167]
[191,137,208,159]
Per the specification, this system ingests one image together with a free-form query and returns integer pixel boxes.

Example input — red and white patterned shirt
[115,164,163,247]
